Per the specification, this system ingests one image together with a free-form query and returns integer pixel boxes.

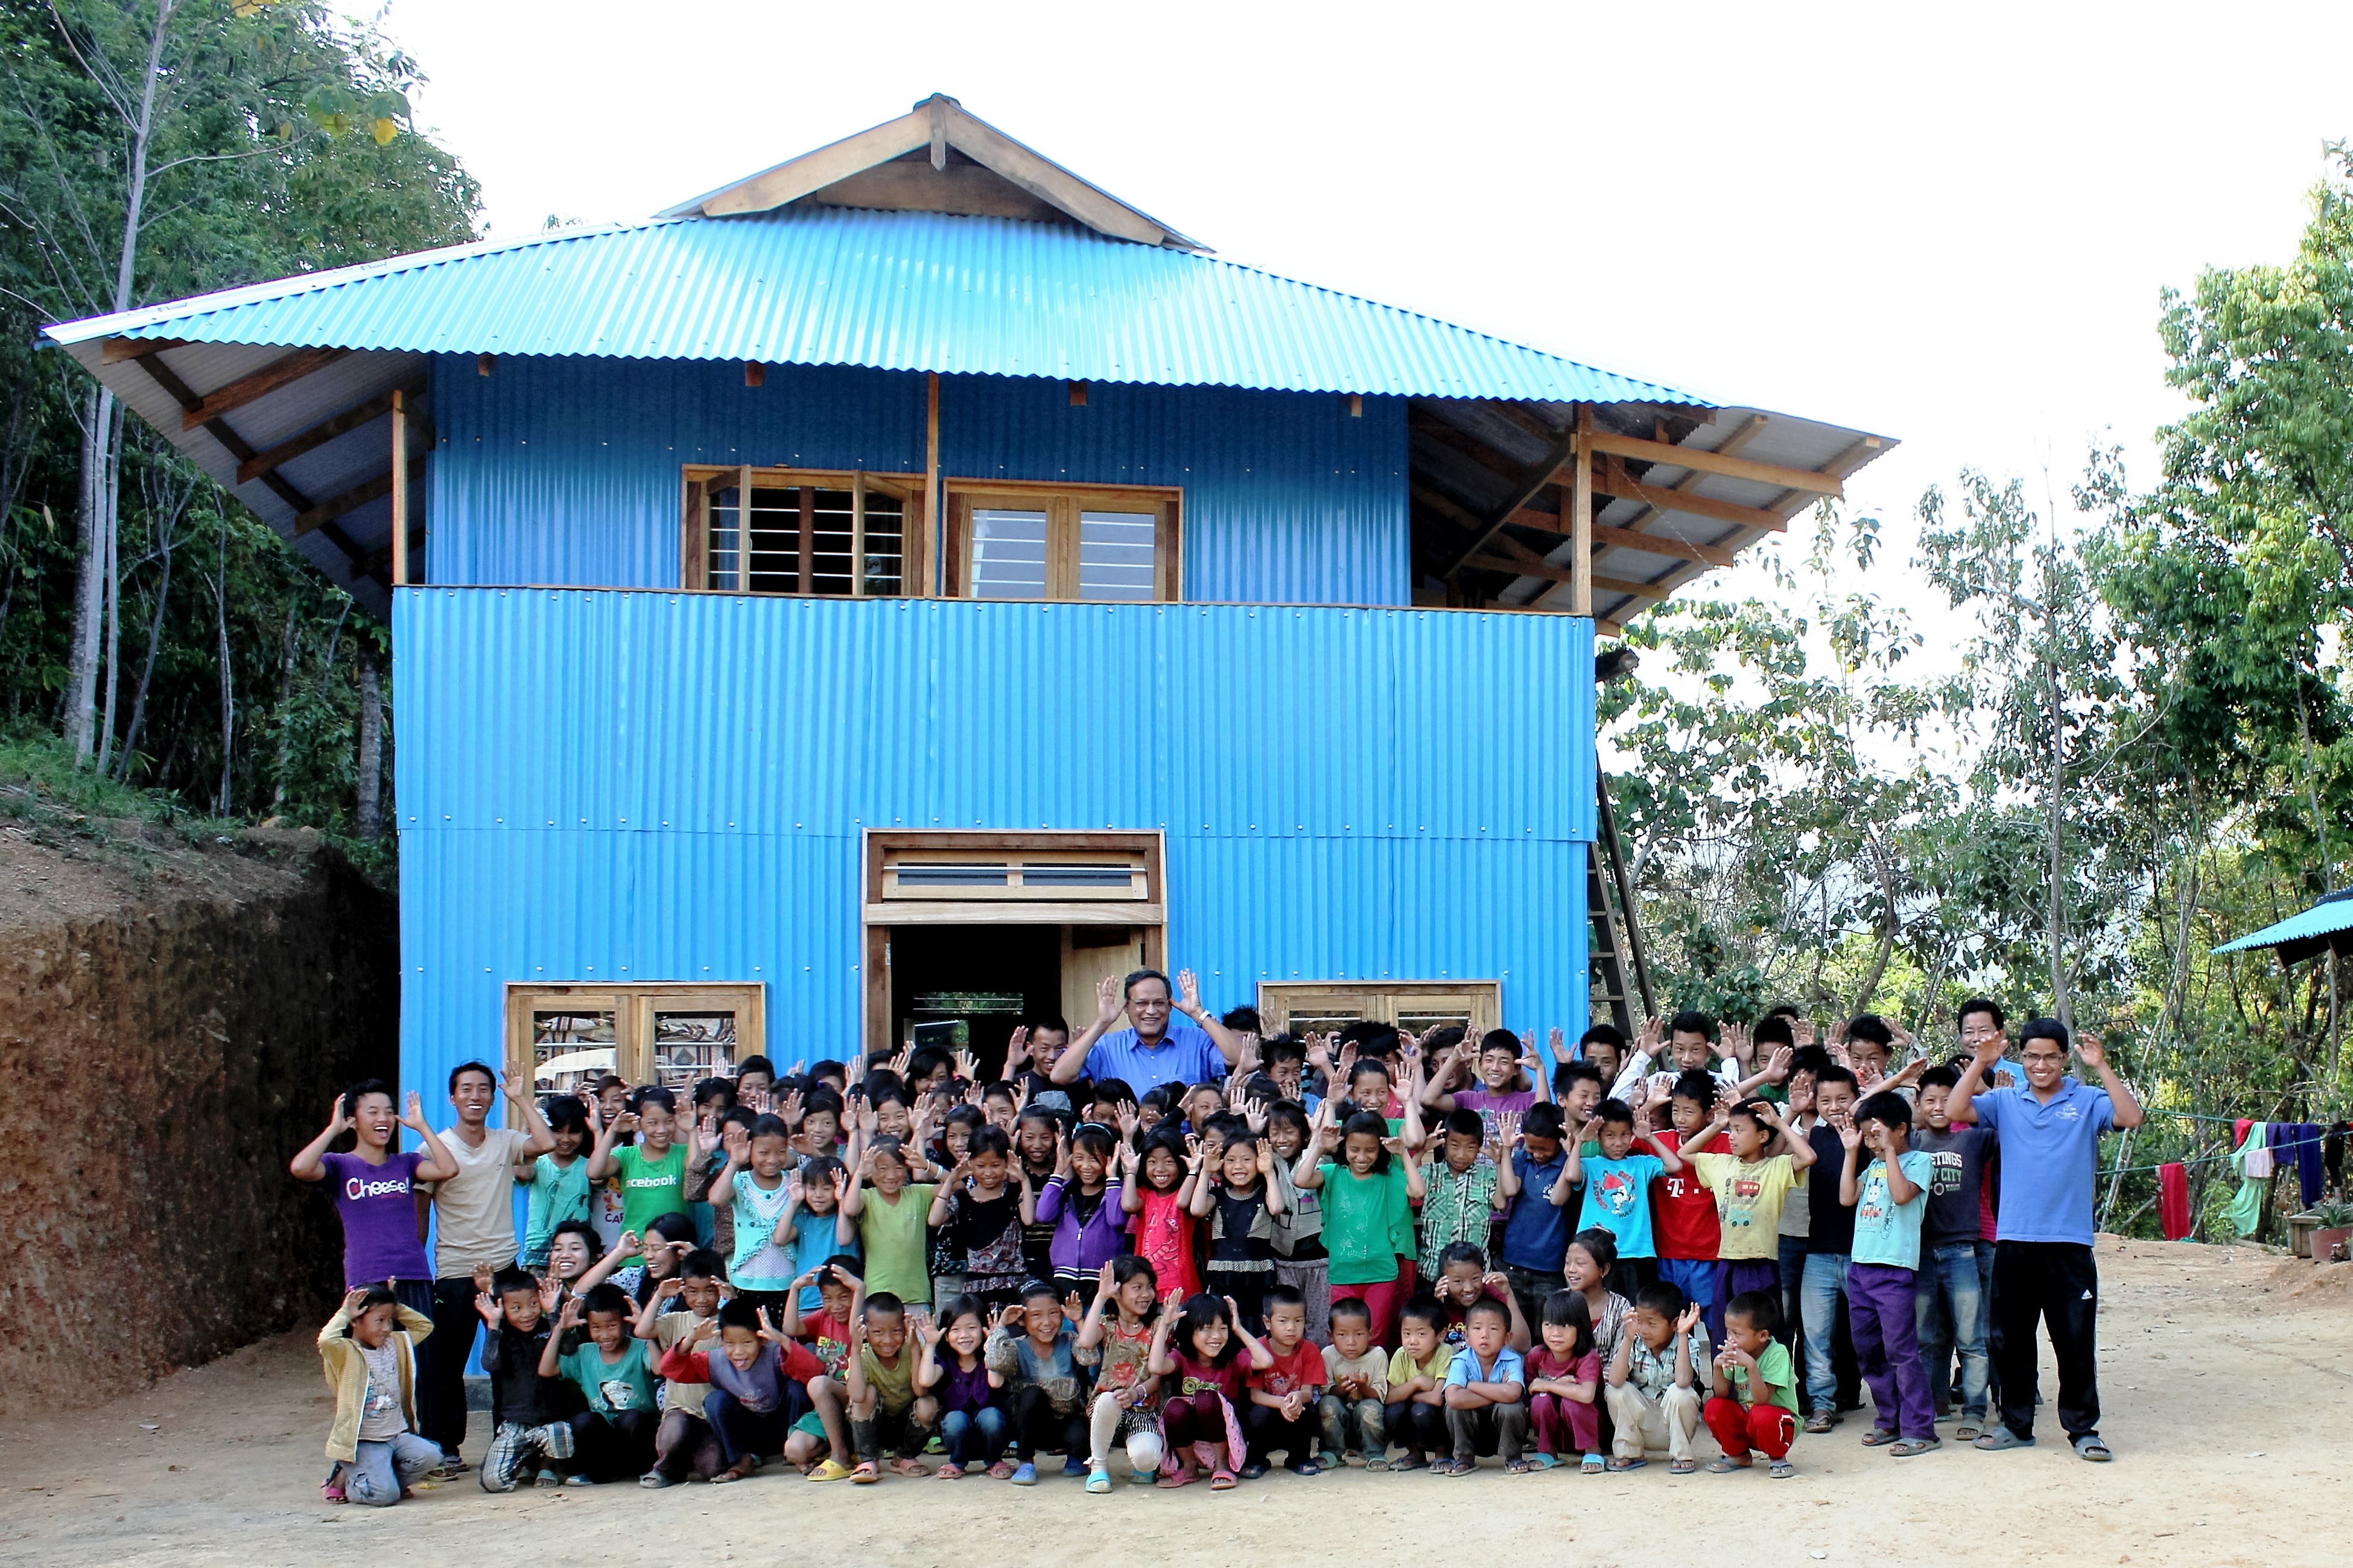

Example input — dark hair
[542,1095,589,1135]
[1438,1240,1486,1273]
[1725,1288,1780,1336]
[448,1059,497,1093]
[821,1254,865,1286]
[1540,1287,1595,1356]
[692,1076,735,1109]
[1812,1065,1860,1097]
[354,1284,401,1316]
[1567,1226,1618,1280]
[681,1248,726,1281]
[1443,1108,1485,1141]
[341,1078,396,1119]
[1111,1255,1160,1295]
[1221,1006,1263,1033]
[802,1087,845,1122]
[1397,1295,1444,1333]
[1425,1025,1469,1058]
[592,1074,628,1094]
[864,1291,906,1321]
[1556,1062,1604,1096]
[1139,1084,1182,1116]
[735,1055,776,1081]
[1020,1280,1064,1308]
[1727,1098,1777,1136]
[1072,1126,1117,1162]
[1260,1035,1307,1067]
[491,1267,539,1297]
[1579,1023,1627,1052]
[1090,1077,1137,1108]
[1854,1090,1913,1132]
[1670,1069,1718,1108]
[967,1123,1014,1161]
[1595,1097,1634,1129]
[748,1113,793,1143]
[1845,1015,1894,1050]
[1176,1293,1241,1366]
[2019,1017,2070,1055]
[860,1068,906,1102]
[550,1219,603,1261]
[719,1104,758,1133]
[1347,1057,1391,1088]
[1917,1063,1961,1092]
[1464,1296,1511,1328]
[1122,968,1172,1001]
[1267,1100,1313,1140]
[1766,1003,1803,1022]
[1339,1021,1401,1058]
[1789,1044,1834,1079]
[1138,1125,1191,1189]
[637,1085,678,1114]
[1668,1010,1715,1041]
[941,1293,986,1328]
[800,1154,844,1195]
[1523,1102,1566,1141]
[1478,1028,1521,1058]
[1751,1017,1795,1051]
[1957,997,2006,1032]
[1633,1280,1688,1320]
[1329,1296,1373,1328]
[580,1283,630,1319]
[717,1298,763,1334]
[981,1079,1019,1106]
[1339,1111,1394,1172]
[944,1103,986,1136]
[646,1211,697,1246]
[1030,1015,1072,1037]
[810,1060,848,1087]
[907,1047,954,1085]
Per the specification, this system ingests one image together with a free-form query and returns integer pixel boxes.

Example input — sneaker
[1085,1466,1112,1494]
[640,1471,672,1489]
[1008,1462,1038,1486]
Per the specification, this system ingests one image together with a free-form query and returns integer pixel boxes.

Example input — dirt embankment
[0,813,397,1421]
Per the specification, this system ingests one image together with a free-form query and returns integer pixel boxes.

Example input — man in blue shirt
[1947,1017,2141,1463]
[1048,967,1242,1096]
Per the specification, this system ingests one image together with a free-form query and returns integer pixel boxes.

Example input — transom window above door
[948,486,1179,603]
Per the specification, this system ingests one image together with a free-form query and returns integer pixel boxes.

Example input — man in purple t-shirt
[293,1082,459,1383]
[1421,1027,1551,1139]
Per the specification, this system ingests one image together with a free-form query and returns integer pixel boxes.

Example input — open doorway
[889,923,1061,1078]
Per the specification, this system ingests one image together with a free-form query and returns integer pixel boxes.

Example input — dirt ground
[1,1236,2345,1568]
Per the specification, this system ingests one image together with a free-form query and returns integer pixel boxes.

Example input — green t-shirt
[860,1342,917,1413]
[1727,1338,1799,1414]
[1318,1162,1410,1286]
[855,1182,938,1304]
[559,1337,657,1418]
[613,1141,689,1238]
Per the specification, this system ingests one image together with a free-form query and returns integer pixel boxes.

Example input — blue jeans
[1800,1251,1850,1414]
[341,1431,441,1506]
[939,1405,1009,1468]
[1913,1240,1992,1420]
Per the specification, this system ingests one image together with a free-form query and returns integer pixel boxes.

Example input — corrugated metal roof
[2212,888,2353,960]
[46,207,1705,405]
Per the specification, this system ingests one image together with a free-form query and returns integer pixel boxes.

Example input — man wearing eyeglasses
[1946,1015,2142,1464]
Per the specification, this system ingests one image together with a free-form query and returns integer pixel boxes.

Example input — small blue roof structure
[2213,887,2353,967]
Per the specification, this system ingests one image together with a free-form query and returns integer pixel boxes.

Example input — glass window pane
[1079,510,1156,601]
[862,492,904,597]
[532,1011,616,1091]
[651,1010,737,1088]
[971,508,1049,598]
[706,490,741,590]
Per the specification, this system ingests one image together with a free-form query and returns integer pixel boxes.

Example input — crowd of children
[299,968,2142,1505]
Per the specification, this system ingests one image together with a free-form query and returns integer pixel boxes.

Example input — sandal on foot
[849,1461,880,1484]
[807,1458,856,1483]
[934,1463,964,1480]
[986,1460,1016,1481]
[321,1477,347,1504]
[1526,1452,1561,1470]
[889,1457,927,1477]
[1706,1456,1749,1473]
[1389,1455,1424,1472]
[2072,1435,2113,1462]
[713,1459,757,1485]
[1155,1467,1194,1489]
[1975,1427,2034,1451]
[1860,1429,1900,1447]
[1238,1461,1268,1480]
[1606,1456,1648,1473]
[1085,1467,1112,1493]
[1768,1459,1796,1479]
[1434,1458,1475,1477]
[1955,1422,1983,1443]
[1668,1458,1697,1475]
[1579,1452,1607,1474]
[1890,1438,1940,1458]
[1365,1455,1390,1471]
[1502,1459,1531,1475]
[1210,1469,1237,1490]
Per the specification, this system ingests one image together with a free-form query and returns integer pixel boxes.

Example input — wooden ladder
[1587,769,1655,1036]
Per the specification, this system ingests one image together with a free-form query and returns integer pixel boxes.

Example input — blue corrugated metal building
[48,94,1894,1100]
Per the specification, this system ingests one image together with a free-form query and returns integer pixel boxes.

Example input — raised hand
[1005,1026,1031,1074]
[1674,1302,1703,1338]
[831,1167,853,1204]
[954,1047,980,1084]
[1116,1100,1140,1141]
[1243,1097,1268,1133]
[538,1275,563,1315]
[1255,1137,1275,1175]
[1636,1014,1663,1055]
[475,1288,505,1327]
[755,1306,788,1345]
[2076,1033,2108,1071]
[1836,1117,1862,1151]
[400,1090,430,1132]
[997,1304,1026,1334]
[1764,1045,1793,1084]
[1176,970,1204,1017]
[1063,1290,1085,1325]
[722,1122,751,1165]
[558,1295,585,1331]
[1306,1032,1334,1076]
[615,1228,644,1260]
[889,1044,914,1079]
[779,1087,804,1127]
[1495,1110,1523,1149]
[1096,1259,1119,1299]
[1094,973,1124,1027]
[1793,1017,1817,1050]
[1184,1134,1205,1170]
[325,1094,355,1134]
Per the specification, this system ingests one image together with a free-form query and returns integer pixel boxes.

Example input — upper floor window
[683,466,921,597]
[947,486,1180,602]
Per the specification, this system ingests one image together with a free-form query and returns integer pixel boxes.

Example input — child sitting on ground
[539,1283,659,1484]
[1526,1290,1602,1473]
[1383,1297,1454,1471]
[1706,1289,1800,1478]
[635,1251,727,1487]
[1318,1296,1389,1470]
[846,1292,934,1478]
[317,1285,438,1506]
[1076,1256,1165,1491]
[1149,1292,1273,1490]
[918,1296,1006,1479]
[986,1283,1093,1484]
[1427,1240,1533,1353]
[659,1300,854,1483]
[476,1270,579,1491]
[1440,1296,1530,1475]
[1243,1283,1326,1477]
[1604,1281,1707,1474]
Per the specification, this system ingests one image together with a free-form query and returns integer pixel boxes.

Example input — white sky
[376,0,2353,609]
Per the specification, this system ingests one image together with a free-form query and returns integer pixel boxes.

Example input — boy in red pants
[1704,1289,1799,1478]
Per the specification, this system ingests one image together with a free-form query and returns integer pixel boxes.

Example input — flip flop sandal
[1859,1430,1901,1447]
[1955,1423,1983,1442]
[1606,1456,1648,1473]
[1389,1455,1424,1472]
[1579,1453,1607,1474]
[1706,1457,1747,1473]
[1502,1459,1531,1475]
[2072,1436,2113,1462]
[934,1463,963,1480]
[1890,1439,1940,1457]
[1768,1459,1796,1479]
[1669,1459,1697,1475]
[1209,1469,1238,1490]
[713,1461,756,1485]
[986,1460,1016,1481]
[320,1478,346,1504]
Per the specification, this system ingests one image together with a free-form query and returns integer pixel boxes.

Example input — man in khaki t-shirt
[419,1062,553,1467]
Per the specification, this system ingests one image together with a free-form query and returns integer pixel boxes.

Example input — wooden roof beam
[236,378,424,484]
[1592,459,1788,533]
[100,336,186,363]
[1438,413,1586,579]
[1575,429,1843,498]
[179,345,349,430]
[297,457,425,535]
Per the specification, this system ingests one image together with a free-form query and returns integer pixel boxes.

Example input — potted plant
[2311,1198,2353,1264]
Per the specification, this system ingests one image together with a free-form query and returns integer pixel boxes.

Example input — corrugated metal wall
[427,355,1409,605]
[395,588,1593,1091]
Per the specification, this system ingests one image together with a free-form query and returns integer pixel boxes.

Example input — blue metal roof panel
[2212,889,2353,953]
[46,208,1704,404]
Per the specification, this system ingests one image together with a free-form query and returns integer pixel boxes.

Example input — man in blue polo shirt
[1946,1016,2141,1463]
[1047,967,1243,1096]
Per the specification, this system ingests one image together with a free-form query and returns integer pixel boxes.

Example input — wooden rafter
[179,345,349,431]
[1574,428,1843,497]
[1438,412,1584,579]
[296,457,425,535]
[100,336,186,363]
[236,378,423,484]
[1592,459,1787,533]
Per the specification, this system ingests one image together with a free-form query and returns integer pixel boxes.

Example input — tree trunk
[96,405,125,776]
[65,383,112,759]
[355,653,383,839]
[269,604,297,812]
[117,515,173,781]
[212,520,233,816]
[2044,653,2071,1030]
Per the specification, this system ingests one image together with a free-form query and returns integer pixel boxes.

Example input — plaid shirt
[1417,1155,1499,1275]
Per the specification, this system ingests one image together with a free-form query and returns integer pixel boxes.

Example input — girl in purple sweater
[1037,1127,1127,1289]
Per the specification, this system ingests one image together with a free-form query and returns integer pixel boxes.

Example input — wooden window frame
[1253,980,1502,1038]
[680,465,928,597]
[505,981,766,1088]
[879,845,1152,903]
[943,479,1181,603]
